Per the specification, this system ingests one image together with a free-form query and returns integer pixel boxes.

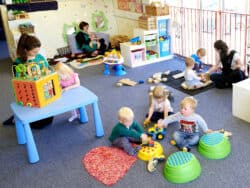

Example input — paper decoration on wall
[91,11,108,32]
[117,0,143,13]
[62,22,79,43]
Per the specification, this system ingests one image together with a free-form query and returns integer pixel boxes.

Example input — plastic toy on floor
[103,50,126,76]
[163,151,201,183]
[214,129,232,137]
[147,71,170,84]
[198,132,231,159]
[137,141,165,162]
[116,78,139,86]
[141,138,155,147]
[147,124,166,140]
[144,138,166,173]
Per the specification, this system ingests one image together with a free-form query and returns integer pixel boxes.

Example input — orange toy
[12,72,61,108]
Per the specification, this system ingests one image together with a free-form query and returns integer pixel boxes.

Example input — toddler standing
[54,62,80,122]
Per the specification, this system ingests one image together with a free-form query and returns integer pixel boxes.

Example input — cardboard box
[145,5,169,16]
[138,15,156,30]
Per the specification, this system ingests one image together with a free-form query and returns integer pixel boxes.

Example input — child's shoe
[170,139,176,146]
[3,115,14,126]
[181,147,191,152]
[147,158,158,172]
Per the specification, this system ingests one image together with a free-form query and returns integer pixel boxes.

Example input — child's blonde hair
[54,62,74,79]
[118,107,134,121]
[180,96,197,110]
[152,86,169,100]
[197,48,206,57]
[185,57,195,68]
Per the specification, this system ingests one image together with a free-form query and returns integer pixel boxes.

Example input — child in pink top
[55,62,80,122]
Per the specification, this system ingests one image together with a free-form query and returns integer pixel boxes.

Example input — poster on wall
[117,0,143,13]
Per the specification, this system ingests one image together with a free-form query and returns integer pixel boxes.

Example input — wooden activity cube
[12,72,61,108]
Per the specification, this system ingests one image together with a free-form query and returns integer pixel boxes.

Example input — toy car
[147,124,166,140]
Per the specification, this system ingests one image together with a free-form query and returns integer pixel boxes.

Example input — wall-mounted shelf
[6,1,58,12]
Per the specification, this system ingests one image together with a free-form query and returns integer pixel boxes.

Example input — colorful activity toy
[12,61,61,108]
[103,50,126,76]
[137,141,165,161]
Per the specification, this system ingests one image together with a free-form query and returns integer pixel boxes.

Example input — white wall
[2,0,118,58]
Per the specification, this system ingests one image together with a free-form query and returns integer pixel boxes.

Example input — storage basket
[145,5,169,16]
[138,15,156,30]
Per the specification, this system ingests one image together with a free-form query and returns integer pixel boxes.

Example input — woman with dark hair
[3,33,53,127]
[205,40,246,88]
[75,21,106,56]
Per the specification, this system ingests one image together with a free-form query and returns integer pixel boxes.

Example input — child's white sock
[68,110,78,122]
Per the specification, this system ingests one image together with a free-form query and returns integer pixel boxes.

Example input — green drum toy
[198,132,231,159]
[163,151,201,183]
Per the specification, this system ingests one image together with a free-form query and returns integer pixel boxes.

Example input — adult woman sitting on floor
[75,21,106,57]
[205,40,246,88]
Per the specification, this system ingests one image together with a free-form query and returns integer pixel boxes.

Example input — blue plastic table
[10,86,104,163]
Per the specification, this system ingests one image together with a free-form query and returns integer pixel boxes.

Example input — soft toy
[110,35,130,50]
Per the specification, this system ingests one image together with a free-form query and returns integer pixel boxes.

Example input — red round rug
[82,146,137,186]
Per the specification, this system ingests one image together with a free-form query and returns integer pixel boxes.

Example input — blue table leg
[92,102,104,137]
[103,64,110,75]
[14,115,26,144]
[23,123,39,163]
[79,106,88,123]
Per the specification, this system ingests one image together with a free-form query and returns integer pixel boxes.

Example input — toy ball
[116,82,123,87]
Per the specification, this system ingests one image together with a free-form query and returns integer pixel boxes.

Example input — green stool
[198,132,231,159]
[163,151,201,183]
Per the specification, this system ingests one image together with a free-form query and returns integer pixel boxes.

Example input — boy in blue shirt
[191,48,206,72]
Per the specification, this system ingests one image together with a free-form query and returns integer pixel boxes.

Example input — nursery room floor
[1,47,250,187]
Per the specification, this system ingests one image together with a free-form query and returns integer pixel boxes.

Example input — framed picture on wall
[117,0,143,13]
